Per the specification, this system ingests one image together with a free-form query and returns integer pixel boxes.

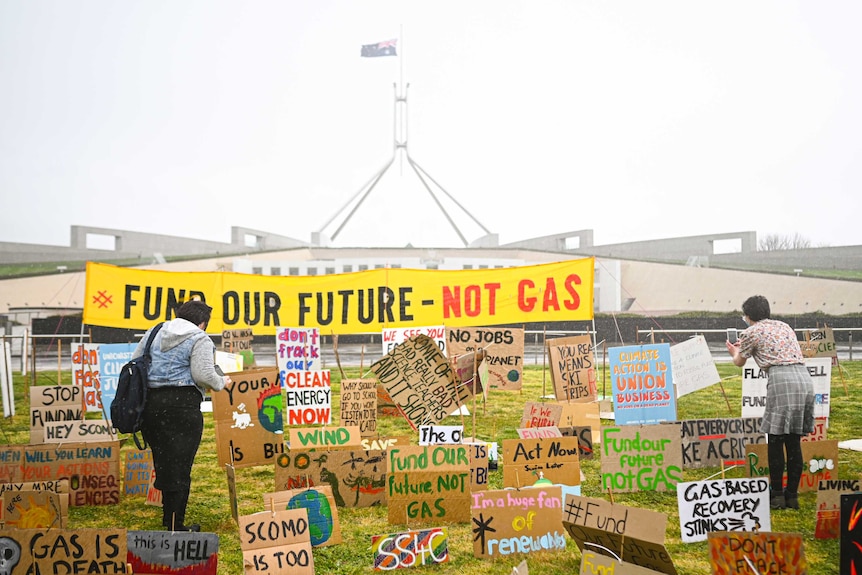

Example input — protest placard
[127,530,219,575]
[29,385,84,444]
[382,325,447,356]
[562,494,676,575]
[471,486,566,558]
[21,441,120,506]
[264,485,342,547]
[70,342,102,413]
[580,552,669,575]
[0,528,128,573]
[679,417,764,469]
[276,327,321,373]
[371,335,472,431]
[601,424,682,493]
[609,344,676,425]
[283,370,332,426]
[289,426,362,451]
[372,527,449,570]
[239,508,314,575]
[0,479,69,526]
[0,446,22,484]
[742,358,831,421]
[387,445,471,525]
[361,436,410,451]
[274,449,387,508]
[815,479,861,539]
[212,367,285,469]
[340,378,378,436]
[467,442,490,491]
[43,420,114,443]
[670,336,720,398]
[800,326,837,359]
[123,449,153,497]
[746,439,839,493]
[547,335,596,402]
[222,327,255,367]
[559,426,595,460]
[518,426,563,439]
[676,478,769,543]
[97,343,136,417]
[503,437,581,488]
[707,531,807,575]
[841,493,862,574]
[446,326,525,391]
[1,490,65,529]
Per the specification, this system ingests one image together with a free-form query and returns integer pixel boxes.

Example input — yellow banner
[83,258,594,335]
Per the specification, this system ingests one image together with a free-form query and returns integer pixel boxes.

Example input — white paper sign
[671,335,721,398]
[742,357,831,421]
[676,477,771,543]
[381,325,446,356]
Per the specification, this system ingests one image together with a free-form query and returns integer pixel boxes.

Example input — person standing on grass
[134,299,230,531]
[725,294,815,510]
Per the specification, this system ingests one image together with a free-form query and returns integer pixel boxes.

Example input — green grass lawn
[5,362,860,574]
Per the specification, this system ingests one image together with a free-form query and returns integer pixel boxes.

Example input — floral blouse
[737,319,804,370]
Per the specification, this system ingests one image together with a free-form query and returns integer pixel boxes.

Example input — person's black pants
[767,433,803,497]
[141,386,203,528]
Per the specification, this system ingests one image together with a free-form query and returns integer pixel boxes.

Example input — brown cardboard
[547,334,596,402]
[707,531,807,575]
[239,508,314,575]
[600,424,683,493]
[502,437,581,488]
[745,439,839,493]
[339,378,378,436]
[0,528,128,572]
[263,485,342,547]
[387,445,471,525]
[290,426,362,451]
[446,326,525,391]
[274,449,388,508]
[471,486,566,558]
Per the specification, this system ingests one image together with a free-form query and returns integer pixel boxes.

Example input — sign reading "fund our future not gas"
[82,259,594,335]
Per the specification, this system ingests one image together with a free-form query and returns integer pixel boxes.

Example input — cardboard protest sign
[520,401,601,441]
[212,367,284,469]
[222,327,255,367]
[145,467,162,508]
[263,485,341,547]
[800,326,837,359]
[742,358,832,421]
[276,327,321,372]
[372,527,449,570]
[676,478,770,543]
[707,531,807,575]
[670,335,721,398]
[290,426,362,451]
[521,402,564,429]
[560,426,595,460]
[601,424,683,493]
[547,335,596,402]
[679,417,765,469]
[123,449,154,497]
[518,426,563,439]
[44,420,114,443]
[562,495,677,575]
[371,335,472,431]
[382,325,447,356]
[362,436,410,451]
[0,528,128,573]
[419,425,463,445]
[471,486,566,558]
[275,450,387,508]
[803,418,828,443]
[0,480,69,526]
[841,493,862,574]
[0,446,22,484]
[21,441,120,506]
[339,378,378,436]
[239,508,314,575]
[29,385,84,444]
[816,479,861,539]
[1,490,65,529]
[97,343,136,418]
[467,442,490,491]
[387,445,471,525]
[127,530,219,575]
[580,552,669,575]
[503,437,581,488]
[446,326,525,391]
[70,342,102,413]
[283,370,332,426]
[609,344,676,425]
[746,439,839,493]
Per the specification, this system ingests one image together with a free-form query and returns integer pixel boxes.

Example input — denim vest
[147,330,208,390]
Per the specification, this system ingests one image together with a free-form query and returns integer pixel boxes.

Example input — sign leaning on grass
[502,437,581,489]
[815,479,861,539]
[470,486,566,558]
[601,424,682,493]
[29,385,84,444]
[127,530,219,575]
[372,527,450,570]
[746,439,839,493]
[239,507,314,575]
[707,531,807,575]
[679,417,765,469]
[670,335,720,398]
[446,326,525,391]
[0,528,128,574]
[676,477,770,543]
[274,449,388,508]
[609,343,676,425]
[387,445,471,525]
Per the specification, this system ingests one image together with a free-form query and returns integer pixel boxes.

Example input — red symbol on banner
[92,290,113,309]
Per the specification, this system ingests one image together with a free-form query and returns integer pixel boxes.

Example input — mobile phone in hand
[727,328,738,344]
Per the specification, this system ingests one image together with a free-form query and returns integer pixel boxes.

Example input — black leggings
[767,433,803,496]
[140,386,204,492]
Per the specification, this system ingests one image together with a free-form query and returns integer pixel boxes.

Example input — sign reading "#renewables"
[82,259,594,335]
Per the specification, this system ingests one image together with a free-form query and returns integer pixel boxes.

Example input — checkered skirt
[760,364,816,435]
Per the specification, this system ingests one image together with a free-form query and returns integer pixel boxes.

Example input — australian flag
[361,39,397,57]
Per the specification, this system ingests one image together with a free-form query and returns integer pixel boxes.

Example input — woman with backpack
[133,299,231,532]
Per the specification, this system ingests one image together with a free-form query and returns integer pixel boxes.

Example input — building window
[289,267,300,276]
[359,265,368,271]
[375,264,384,269]
[252,267,262,275]
[307,267,318,276]
[391,264,401,269]
[325,267,335,275]
[463,264,473,270]
[343,265,353,273]
[270,267,281,276]
[426,264,439,270]
[479,265,488,269]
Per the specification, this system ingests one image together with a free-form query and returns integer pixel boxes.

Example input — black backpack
[110,323,164,449]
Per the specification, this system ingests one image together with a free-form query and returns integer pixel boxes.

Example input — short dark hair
[177,300,213,326]
[742,295,771,322]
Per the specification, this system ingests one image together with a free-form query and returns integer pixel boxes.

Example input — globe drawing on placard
[287,489,334,545]
[258,385,284,433]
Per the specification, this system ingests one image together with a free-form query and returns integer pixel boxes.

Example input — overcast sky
[1,1,860,251]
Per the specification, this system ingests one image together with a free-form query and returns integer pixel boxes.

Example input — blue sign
[609,343,676,425]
